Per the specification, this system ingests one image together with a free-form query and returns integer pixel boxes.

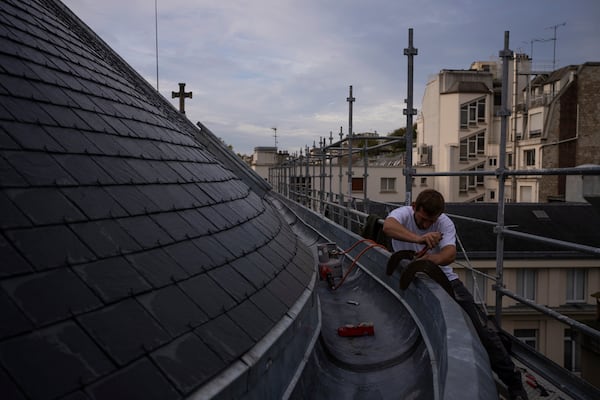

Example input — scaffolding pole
[495,31,513,325]
[403,28,418,205]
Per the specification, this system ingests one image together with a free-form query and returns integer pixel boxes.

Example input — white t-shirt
[387,206,458,281]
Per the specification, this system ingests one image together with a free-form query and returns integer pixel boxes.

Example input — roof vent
[532,210,550,220]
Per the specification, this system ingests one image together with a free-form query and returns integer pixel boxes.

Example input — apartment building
[417,58,600,203]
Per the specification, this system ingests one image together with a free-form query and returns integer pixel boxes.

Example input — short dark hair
[414,189,445,216]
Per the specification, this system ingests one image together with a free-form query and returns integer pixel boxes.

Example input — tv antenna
[546,22,566,70]
[271,127,278,147]
[154,0,159,91]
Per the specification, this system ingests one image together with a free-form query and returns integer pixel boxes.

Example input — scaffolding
[268,29,600,387]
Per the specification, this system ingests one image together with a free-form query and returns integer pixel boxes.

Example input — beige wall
[455,260,600,369]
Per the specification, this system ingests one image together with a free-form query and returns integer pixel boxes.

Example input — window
[477,132,485,155]
[489,157,497,167]
[460,98,486,128]
[380,177,396,193]
[524,149,536,167]
[420,177,428,186]
[460,107,468,128]
[514,329,537,349]
[529,112,542,137]
[477,100,486,122]
[507,153,513,167]
[460,140,468,161]
[476,164,484,186]
[520,186,533,202]
[351,177,364,192]
[490,190,496,200]
[564,329,581,372]
[566,269,586,303]
[516,269,536,301]
[459,163,485,193]
[459,131,485,161]
[459,176,467,193]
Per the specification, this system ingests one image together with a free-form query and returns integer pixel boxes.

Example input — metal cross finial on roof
[171,82,192,113]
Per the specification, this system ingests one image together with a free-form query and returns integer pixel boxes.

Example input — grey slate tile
[0,190,30,229]
[117,215,173,248]
[275,269,306,302]
[1,268,102,326]
[212,228,255,261]
[81,132,128,158]
[166,161,198,182]
[78,299,170,366]
[0,234,32,278]
[137,285,208,337]
[0,154,29,187]
[151,212,198,242]
[3,151,76,186]
[162,241,210,276]
[7,225,95,270]
[0,321,115,400]
[2,121,64,152]
[7,187,86,225]
[105,186,161,215]
[249,287,288,323]
[0,366,26,400]
[266,272,300,309]
[86,358,179,400]
[151,333,225,394]
[94,157,149,185]
[208,264,255,303]
[178,274,236,318]
[191,235,234,268]
[229,256,269,289]
[138,184,197,211]
[229,252,274,289]
[227,300,273,342]
[0,287,33,339]
[197,204,232,227]
[178,209,215,236]
[182,183,214,206]
[194,314,254,364]
[126,248,188,288]
[0,124,20,149]
[257,242,288,274]
[73,257,152,304]
[44,126,101,154]
[72,219,142,257]
[1,97,55,125]
[61,186,128,220]
[54,154,114,185]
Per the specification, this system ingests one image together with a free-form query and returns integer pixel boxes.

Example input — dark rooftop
[0,0,314,398]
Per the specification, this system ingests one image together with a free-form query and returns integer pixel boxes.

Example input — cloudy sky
[62,0,600,155]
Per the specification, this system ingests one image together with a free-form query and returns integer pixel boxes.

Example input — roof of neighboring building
[445,203,600,259]
[0,1,314,399]
[444,81,491,94]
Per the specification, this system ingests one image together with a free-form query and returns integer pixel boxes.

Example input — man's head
[412,189,445,229]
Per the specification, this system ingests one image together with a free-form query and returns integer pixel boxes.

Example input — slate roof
[0,1,314,399]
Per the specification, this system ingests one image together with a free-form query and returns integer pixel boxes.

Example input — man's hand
[419,231,443,249]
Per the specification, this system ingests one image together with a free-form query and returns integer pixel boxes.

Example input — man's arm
[421,244,456,266]
[382,217,443,249]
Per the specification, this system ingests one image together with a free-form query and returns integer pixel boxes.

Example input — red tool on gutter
[337,322,375,337]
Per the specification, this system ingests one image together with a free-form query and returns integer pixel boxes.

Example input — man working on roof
[383,189,528,400]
